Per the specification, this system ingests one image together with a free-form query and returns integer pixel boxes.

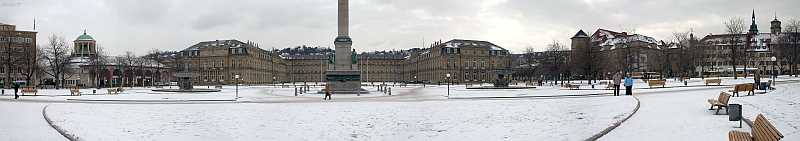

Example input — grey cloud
[106,0,172,25]
[3,0,799,55]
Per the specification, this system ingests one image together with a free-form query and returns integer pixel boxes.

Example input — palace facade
[180,39,512,85]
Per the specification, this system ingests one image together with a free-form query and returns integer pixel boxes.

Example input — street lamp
[235,74,240,100]
[414,75,419,87]
[771,56,777,86]
[446,73,451,97]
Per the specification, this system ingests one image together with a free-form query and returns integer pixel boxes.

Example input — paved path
[600,87,732,140]
[0,101,67,141]
[599,84,774,140]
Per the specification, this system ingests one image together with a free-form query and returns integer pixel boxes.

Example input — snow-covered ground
[45,97,637,141]
[2,76,798,141]
[601,76,800,141]
[600,86,738,141]
[0,101,67,141]
[734,81,800,140]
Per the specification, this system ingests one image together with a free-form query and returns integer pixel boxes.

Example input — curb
[42,105,81,141]
[449,93,612,99]
[65,99,237,102]
[585,96,641,141]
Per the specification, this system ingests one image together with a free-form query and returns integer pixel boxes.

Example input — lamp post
[414,75,418,87]
[235,74,240,100]
[771,56,777,86]
[446,73,451,97]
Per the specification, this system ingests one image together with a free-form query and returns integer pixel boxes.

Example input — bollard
[93,89,96,94]
[294,87,298,96]
[388,87,392,95]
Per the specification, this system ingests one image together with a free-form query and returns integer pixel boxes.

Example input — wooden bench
[563,84,580,90]
[706,79,722,86]
[69,87,81,96]
[729,84,755,97]
[708,92,731,115]
[21,87,38,96]
[729,114,784,141]
[107,87,125,94]
[647,79,666,88]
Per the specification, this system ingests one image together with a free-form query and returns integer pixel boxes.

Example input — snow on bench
[647,79,666,88]
[706,79,722,86]
[729,84,754,97]
[21,87,38,96]
[728,114,783,141]
[708,92,731,115]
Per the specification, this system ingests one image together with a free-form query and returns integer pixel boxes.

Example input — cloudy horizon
[2,0,799,56]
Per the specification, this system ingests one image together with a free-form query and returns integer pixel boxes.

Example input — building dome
[76,31,94,41]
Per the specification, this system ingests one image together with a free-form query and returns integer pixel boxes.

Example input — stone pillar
[338,0,349,36]
[326,0,364,94]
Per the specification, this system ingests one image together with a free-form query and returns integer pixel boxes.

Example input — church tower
[748,10,759,34]
[771,14,782,34]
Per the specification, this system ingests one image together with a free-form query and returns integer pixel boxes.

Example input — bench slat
[729,131,753,141]
[752,114,783,141]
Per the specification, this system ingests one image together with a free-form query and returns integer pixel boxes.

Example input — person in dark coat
[324,84,332,100]
[754,70,761,90]
[13,83,20,99]
[612,72,622,96]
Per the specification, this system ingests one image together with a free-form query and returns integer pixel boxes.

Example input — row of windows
[0,37,33,43]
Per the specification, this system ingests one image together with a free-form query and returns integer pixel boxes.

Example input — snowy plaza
[0,76,798,141]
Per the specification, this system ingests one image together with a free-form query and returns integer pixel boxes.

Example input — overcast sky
[2,0,798,55]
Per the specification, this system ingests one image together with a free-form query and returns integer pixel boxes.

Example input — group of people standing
[612,72,633,96]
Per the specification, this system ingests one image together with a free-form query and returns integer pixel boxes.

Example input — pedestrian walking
[613,72,622,96]
[13,82,21,99]
[754,70,761,90]
[624,75,633,95]
[324,84,332,100]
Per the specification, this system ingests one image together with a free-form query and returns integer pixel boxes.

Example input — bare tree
[788,19,800,77]
[521,46,538,82]
[775,19,800,77]
[15,44,43,86]
[544,40,568,85]
[87,44,109,88]
[672,30,693,78]
[115,51,136,87]
[724,17,746,79]
[144,49,165,86]
[40,35,72,89]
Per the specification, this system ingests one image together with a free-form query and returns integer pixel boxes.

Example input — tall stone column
[338,0,348,37]
[327,0,364,94]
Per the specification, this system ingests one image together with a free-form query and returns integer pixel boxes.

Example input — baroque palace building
[180,40,286,85]
[180,39,511,85]
[0,22,37,87]
[696,11,799,77]
[404,39,512,84]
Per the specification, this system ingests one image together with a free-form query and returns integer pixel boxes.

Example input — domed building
[73,31,97,57]
[62,31,172,88]
[63,31,98,87]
